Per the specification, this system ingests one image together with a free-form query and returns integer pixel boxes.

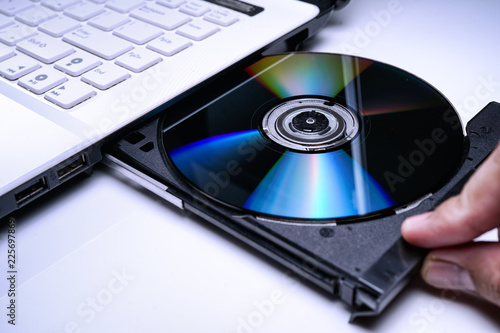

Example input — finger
[402,143,500,248]
[421,242,500,307]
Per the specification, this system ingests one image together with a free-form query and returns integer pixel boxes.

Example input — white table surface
[1,0,500,332]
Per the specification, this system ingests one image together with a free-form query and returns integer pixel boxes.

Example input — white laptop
[0,0,348,219]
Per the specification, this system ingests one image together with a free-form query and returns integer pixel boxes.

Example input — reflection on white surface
[2,167,498,332]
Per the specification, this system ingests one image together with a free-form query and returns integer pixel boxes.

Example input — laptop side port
[14,177,48,206]
[1,148,100,219]
[57,154,87,181]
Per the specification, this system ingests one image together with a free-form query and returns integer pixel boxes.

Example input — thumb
[401,143,500,248]
[421,242,500,307]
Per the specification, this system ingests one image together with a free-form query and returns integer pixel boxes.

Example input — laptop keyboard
[0,0,240,109]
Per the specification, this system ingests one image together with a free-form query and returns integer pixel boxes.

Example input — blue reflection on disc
[244,150,394,219]
[169,130,394,220]
[169,129,263,185]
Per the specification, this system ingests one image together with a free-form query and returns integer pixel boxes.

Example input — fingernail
[423,259,476,293]
[402,212,432,233]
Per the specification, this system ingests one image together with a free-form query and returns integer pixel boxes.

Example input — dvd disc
[162,53,465,221]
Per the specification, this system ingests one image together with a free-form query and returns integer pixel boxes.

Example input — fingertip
[402,211,432,232]
[401,211,433,245]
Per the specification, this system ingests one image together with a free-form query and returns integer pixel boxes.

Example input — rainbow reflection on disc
[163,53,464,222]
[243,149,394,219]
[169,132,394,219]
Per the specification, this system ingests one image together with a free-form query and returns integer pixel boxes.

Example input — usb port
[15,178,47,205]
[57,154,87,181]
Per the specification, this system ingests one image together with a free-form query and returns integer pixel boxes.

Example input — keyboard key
[64,2,106,21]
[45,79,96,108]
[179,1,210,17]
[130,3,191,30]
[0,13,14,29]
[0,43,15,61]
[105,0,144,13]
[17,33,74,63]
[0,23,37,46]
[18,67,68,94]
[147,34,191,56]
[0,0,35,16]
[176,20,219,41]
[38,15,81,37]
[0,53,41,80]
[88,10,130,31]
[157,0,186,9]
[115,48,162,73]
[63,26,134,60]
[113,20,163,44]
[204,9,239,27]
[15,6,58,27]
[81,63,130,89]
[42,0,81,12]
[55,50,102,76]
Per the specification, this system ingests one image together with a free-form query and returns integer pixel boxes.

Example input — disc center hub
[262,97,360,152]
[292,111,330,133]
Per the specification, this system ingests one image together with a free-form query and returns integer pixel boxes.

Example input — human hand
[401,143,500,307]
